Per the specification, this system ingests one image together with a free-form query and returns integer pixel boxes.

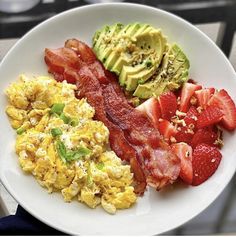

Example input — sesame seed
[192,115,198,121]
[186,129,194,134]
[170,136,177,143]
[196,106,203,113]
[189,123,195,130]
[176,110,186,117]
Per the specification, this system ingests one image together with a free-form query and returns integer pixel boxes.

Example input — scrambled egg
[5,75,137,214]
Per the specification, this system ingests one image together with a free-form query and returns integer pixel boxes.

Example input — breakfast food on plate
[92,23,190,100]
[5,22,236,214]
[44,35,236,191]
[136,82,236,185]
[5,75,137,214]
[45,38,181,194]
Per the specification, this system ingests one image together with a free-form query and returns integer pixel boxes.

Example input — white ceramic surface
[0,3,236,235]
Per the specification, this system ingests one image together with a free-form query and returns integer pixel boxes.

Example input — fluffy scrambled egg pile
[5,75,137,214]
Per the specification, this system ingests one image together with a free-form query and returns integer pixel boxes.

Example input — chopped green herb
[69,118,79,127]
[51,103,65,115]
[60,113,71,124]
[75,147,91,157]
[145,60,152,68]
[96,162,105,170]
[16,127,25,135]
[56,140,91,163]
[66,147,91,161]
[51,128,62,137]
[56,141,67,163]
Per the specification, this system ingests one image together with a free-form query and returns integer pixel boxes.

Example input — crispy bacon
[44,39,181,192]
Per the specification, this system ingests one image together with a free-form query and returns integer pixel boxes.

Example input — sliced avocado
[133,43,190,99]
[100,23,124,62]
[119,29,167,90]
[126,69,154,91]
[116,26,166,89]
[94,23,124,64]
[93,23,155,75]
[93,25,110,52]
[133,24,150,37]
[117,23,132,36]
[135,29,167,85]
[92,23,190,97]
[125,23,141,36]
[119,64,145,86]
[133,74,170,99]
[92,30,101,48]
[103,23,140,70]
[105,23,143,73]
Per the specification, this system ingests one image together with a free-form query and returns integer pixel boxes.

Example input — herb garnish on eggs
[5,75,137,214]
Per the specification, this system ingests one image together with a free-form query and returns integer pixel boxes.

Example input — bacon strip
[45,39,181,192]
[65,40,181,188]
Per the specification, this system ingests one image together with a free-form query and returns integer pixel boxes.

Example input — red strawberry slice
[195,88,215,109]
[192,143,222,185]
[158,91,177,121]
[197,105,224,128]
[171,142,193,184]
[159,119,177,141]
[179,83,202,112]
[136,97,161,128]
[208,89,236,131]
[191,127,218,148]
[175,126,194,144]
[184,106,199,128]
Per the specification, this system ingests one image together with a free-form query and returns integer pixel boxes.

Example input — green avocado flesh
[92,23,190,99]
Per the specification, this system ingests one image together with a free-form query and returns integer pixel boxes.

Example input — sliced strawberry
[208,89,236,131]
[197,105,224,128]
[179,83,202,112]
[184,106,199,128]
[175,126,194,144]
[195,88,215,109]
[191,127,218,148]
[136,97,161,128]
[158,91,177,121]
[159,119,177,141]
[192,143,222,185]
[171,142,193,184]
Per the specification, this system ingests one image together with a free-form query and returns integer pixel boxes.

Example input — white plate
[0,3,236,235]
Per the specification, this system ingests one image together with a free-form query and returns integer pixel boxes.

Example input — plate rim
[0,2,236,235]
